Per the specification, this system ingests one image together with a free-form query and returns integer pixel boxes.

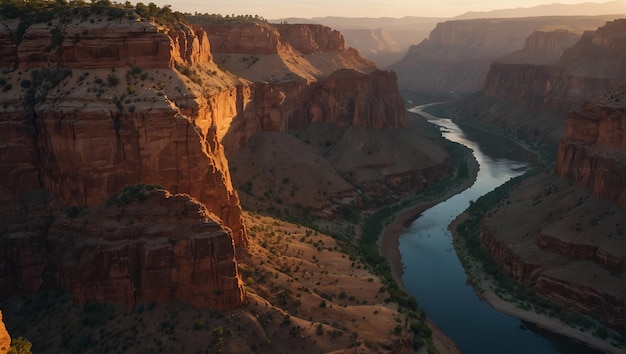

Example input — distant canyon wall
[453,19,626,146]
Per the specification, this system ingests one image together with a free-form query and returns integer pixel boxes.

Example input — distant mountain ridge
[455,0,624,19]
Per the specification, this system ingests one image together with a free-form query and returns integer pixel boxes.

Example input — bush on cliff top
[104,184,165,207]
[0,0,186,26]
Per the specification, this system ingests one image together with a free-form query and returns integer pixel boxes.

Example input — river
[399,106,602,354]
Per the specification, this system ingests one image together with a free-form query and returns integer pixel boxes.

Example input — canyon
[456,23,626,346]
[389,15,619,96]
[451,18,626,147]
[0,5,443,353]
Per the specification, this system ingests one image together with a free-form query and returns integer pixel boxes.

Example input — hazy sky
[155,0,624,18]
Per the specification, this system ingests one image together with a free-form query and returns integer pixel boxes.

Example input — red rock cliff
[50,188,245,311]
[0,310,9,354]
[554,88,626,208]
[308,69,406,128]
[0,15,247,248]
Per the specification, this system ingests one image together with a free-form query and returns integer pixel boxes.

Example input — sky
[152,0,624,19]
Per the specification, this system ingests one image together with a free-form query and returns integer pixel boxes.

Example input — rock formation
[389,15,619,94]
[474,80,626,335]
[554,87,626,208]
[308,69,406,129]
[0,11,247,248]
[50,187,245,310]
[0,6,417,311]
[453,19,626,145]
[0,310,9,354]
[498,30,581,66]
[479,172,625,330]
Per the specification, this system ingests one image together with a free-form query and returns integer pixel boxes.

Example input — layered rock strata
[389,15,617,94]
[554,87,626,208]
[454,19,626,145]
[480,172,625,329]
[50,189,245,310]
[0,13,247,248]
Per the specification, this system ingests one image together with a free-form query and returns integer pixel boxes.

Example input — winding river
[399,106,601,354]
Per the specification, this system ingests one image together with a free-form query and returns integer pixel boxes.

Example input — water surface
[399,106,600,354]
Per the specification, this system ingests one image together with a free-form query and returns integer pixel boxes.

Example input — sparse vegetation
[104,184,164,207]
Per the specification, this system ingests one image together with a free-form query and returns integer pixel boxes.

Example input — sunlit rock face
[0,310,9,354]
[0,14,247,248]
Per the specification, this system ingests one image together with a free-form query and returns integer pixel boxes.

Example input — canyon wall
[0,14,247,247]
[388,16,617,94]
[0,11,250,310]
[453,18,626,145]
[50,189,245,311]
[308,69,406,128]
[1,9,413,310]
[498,30,581,66]
[554,89,626,208]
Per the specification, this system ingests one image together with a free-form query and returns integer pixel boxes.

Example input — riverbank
[448,214,625,354]
[378,154,479,354]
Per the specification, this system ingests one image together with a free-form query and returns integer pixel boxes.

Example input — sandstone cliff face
[554,89,626,208]
[0,15,247,248]
[560,19,626,79]
[9,18,211,69]
[50,189,244,311]
[483,63,612,117]
[482,20,626,118]
[198,20,375,84]
[479,172,625,329]
[499,30,581,66]
[308,69,406,128]
[0,187,244,311]
[274,24,345,54]
[389,16,618,94]
[0,310,9,354]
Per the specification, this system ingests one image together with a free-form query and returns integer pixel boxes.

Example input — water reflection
[399,106,601,354]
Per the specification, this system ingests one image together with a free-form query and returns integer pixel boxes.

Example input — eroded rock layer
[480,172,625,329]
[554,88,626,208]
[389,16,617,94]
[454,19,626,145]
[0,14,247,247]
[51,189,245,310]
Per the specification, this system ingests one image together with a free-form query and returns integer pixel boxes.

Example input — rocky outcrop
[536,234,623,272]
[554,88,626,208]
[0,187,245,311]
[0,14,247,248]
[201,22,284,54]
[498,30,581,66]
[12,19,211,69]
[390,15,618,94]
[0,310,9,354]
[274,24,345,53]
[309,69,406,128]
[50,188,244,311]
[479,171,625,330]
[483,63,612,117]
